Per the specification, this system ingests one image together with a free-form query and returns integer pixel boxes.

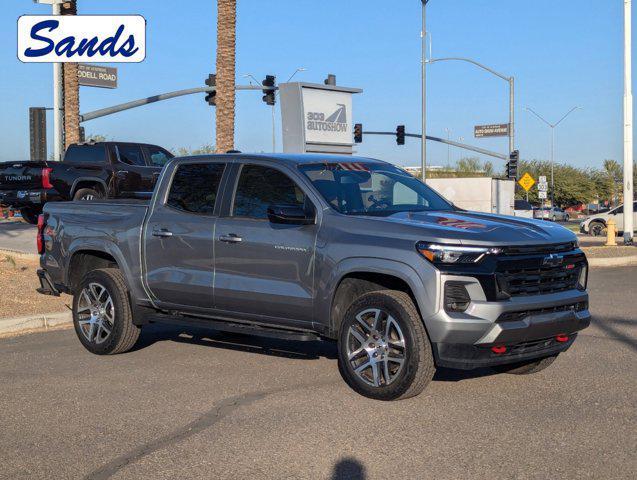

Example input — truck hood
[370,210,576,246]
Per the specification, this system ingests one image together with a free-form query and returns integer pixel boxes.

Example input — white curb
[0,311,72,338]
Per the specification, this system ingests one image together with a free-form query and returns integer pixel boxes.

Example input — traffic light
[506,149,519,179]
[262,75,276,106]
[204,74,216,106]
[354,123,363,143]
[396,125,405,145]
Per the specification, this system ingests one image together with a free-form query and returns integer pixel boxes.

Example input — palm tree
[603,159,622,206]
[61,1,80,148]
[215,0,236,153]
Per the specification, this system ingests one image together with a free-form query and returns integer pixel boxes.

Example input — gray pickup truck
[36,154,590,400]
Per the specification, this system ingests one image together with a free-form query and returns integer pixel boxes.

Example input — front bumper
[424,277,590,369]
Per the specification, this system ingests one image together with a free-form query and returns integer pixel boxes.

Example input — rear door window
[145,146,173,167]
[166,163,225,215]
[64,145,107,163]
[117,144,146,166]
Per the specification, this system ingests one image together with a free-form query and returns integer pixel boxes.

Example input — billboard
[280,82,362,155]
[17,15,146,63]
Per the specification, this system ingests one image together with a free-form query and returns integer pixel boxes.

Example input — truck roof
[174,153,389,167]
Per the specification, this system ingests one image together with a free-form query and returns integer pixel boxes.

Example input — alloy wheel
[346,308,406,387]
[76,282,114,344]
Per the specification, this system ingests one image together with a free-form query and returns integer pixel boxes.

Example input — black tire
[492,355,557,375]
[589,221,606,236]
[72,268,140,355]
[565,214,570,222]
[73,188,102,201]
[19,208,39,224]
[337,290,435,401]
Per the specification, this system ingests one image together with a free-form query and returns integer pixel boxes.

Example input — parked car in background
[513,199,534,218]
[36,153,590,401]
[534,206,570,222]
[0,141,173,223]
[580,202,637,236]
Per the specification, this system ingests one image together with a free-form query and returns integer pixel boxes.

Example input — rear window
[117,144,146,166]
[64,145,106,164]
[166,163,225,215]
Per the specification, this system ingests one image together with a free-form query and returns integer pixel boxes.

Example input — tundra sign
[17,15,146,63]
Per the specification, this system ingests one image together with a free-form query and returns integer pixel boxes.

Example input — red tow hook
[491,345,507,354]
[555,334,570,343]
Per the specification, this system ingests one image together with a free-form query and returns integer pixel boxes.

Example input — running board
[147,313,321,342]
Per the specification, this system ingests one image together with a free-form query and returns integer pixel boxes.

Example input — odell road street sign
[17,15,146,63]
[518,172,536,191]
[78,64,118,89]
[474,123,509,138]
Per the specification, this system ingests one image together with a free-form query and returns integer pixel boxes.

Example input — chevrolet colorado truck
[36,154,591,400]
[0,141,173,223]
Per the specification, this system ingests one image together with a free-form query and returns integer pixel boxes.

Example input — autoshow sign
[17,15,146,63]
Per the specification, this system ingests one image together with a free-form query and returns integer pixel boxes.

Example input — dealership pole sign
[279,82,363,155]
[17,15,146,63]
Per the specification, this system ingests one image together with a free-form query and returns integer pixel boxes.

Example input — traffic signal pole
[361,130,508,161]
[79,84,274,123]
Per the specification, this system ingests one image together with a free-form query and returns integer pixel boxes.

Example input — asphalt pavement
[0,267,635,479]
[0,221,37,254]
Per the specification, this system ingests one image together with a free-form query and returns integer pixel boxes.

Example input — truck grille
[497,263,582,296]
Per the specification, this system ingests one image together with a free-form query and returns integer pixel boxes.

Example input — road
[0,221,37,254]
[0,267,635,480]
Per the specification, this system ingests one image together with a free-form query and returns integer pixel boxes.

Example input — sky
[0,0,635,171]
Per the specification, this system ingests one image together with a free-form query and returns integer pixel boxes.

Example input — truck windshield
[299,162,454,216]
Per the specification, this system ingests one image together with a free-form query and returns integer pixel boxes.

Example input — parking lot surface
[0,221,36,254]
[0,267,635,480]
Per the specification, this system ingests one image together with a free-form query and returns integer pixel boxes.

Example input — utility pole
[36,0,65,160]
[421,0,428,181]
[526,106,581,207]
[623,0,634,244]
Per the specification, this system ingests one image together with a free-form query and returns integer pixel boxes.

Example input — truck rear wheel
[72,268,140,355]
[492,355,557,375]
[73,188,102,201]
[337,290,435,401]
[19,208,39,224]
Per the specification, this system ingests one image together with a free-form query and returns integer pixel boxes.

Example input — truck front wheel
[337,290,435,401]
[72,268,140,355]
[492,355,557,375]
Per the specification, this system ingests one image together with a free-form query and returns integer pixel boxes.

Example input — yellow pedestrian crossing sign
[518,172,535,192]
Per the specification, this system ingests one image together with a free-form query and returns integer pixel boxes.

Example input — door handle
[219,234,242,243]
[152,229,173,238]
[116,170,129,178]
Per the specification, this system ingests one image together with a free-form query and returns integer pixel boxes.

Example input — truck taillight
[42,167,53,189]
[37,214,46,254]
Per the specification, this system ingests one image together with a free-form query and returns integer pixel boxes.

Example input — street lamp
[444,127,452,166]
[525,106,582,207]
[421,1,429,182]
[427,57,515,154]
[243,68,306,153]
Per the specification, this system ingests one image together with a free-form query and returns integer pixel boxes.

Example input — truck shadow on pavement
[132,323,498,381]
[589,316,636,352]
[0,221,35,237]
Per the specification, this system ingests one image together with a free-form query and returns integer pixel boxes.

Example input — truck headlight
[577,264,588,290]
[416,242,501,264]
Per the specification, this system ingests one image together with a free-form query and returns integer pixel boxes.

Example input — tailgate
[0,161,46,191]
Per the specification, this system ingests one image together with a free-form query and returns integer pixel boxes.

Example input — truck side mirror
[267,204,315,225]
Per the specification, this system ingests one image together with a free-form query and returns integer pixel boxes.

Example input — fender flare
[70,177,109,198]
[65,239,146,302]
[318,256,437,334]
